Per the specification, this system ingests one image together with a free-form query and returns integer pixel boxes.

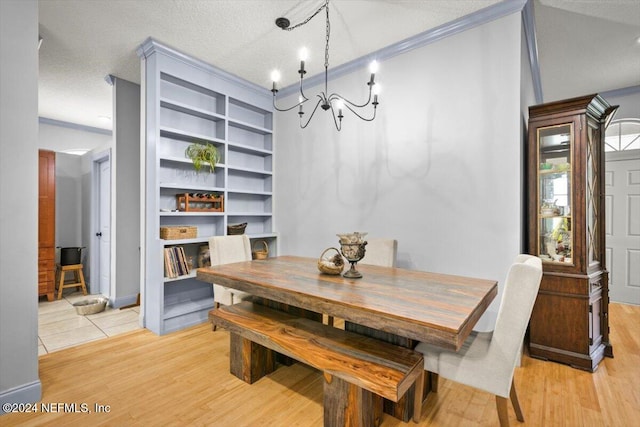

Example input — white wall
[38,121,111,153]
[275,13,525,329]
[0,0,41,409]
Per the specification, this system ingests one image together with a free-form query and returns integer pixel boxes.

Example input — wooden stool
[56,264,88,300]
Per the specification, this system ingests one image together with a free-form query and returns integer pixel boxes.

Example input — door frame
[605,148,640,305]
[91,148,112,298]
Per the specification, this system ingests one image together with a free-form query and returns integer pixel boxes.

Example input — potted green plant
[184,141,220,173]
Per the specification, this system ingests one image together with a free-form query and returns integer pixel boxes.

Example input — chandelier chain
[325,1,330,70]
[283,1,327,31]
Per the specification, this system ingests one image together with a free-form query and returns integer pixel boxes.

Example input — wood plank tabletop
[197,256,497,351]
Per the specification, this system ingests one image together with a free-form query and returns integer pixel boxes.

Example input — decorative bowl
[336,232,367,244]
[73,297,108,315]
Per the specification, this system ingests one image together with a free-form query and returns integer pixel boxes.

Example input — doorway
[38,149,142,355]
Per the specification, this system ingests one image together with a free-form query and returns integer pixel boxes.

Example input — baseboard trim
[0,380,42,414]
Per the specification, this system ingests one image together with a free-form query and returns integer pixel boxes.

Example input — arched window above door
[605,118,640,152]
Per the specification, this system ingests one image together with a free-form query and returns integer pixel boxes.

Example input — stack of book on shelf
[164,246,190,279]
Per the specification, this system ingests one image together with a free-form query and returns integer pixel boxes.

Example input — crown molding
[39,117,112,136]
[278,0,531,98]
[601,85,640,99]
[522,0,543,103]
[137,37,271,101]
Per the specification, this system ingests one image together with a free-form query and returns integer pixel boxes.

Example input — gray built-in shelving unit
[138,38,276,335]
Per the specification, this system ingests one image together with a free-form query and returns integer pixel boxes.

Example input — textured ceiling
[37,0,640,132]
[536,0,640,102]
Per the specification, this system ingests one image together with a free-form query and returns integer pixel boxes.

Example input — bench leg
[345,320,416,423]
[413,370,424,423]
[213,302,220,332]
[229,332,276,384]
[323,373,382,427]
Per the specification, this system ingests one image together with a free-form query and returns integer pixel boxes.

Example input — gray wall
[55,153,83,249]
[604,88,640,120]
[0,0,41,409]
[112,77,141,307]
[275,13,525,330]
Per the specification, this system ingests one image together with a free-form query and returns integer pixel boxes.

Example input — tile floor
[38,290,142,355]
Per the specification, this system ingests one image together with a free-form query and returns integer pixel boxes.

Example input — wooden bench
[209,301,424,427]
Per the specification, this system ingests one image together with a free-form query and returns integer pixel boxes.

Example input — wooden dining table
[197,255,497,421]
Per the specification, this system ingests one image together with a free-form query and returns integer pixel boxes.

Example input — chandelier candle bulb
[299,47,308,74]
[373,84,380,104]
[270,70,281,92]
[368,60,378,84]
[336,99,344,119]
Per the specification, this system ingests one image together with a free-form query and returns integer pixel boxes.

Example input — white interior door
[605,150,640,305]
[98,159,111,298]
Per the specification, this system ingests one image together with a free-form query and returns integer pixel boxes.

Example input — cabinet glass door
[537,124,573,264]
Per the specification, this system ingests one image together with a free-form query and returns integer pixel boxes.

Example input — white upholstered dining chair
[360,238,398,268]
[414,255,542,426]
[328,238,398,327]
[208,235,252,331]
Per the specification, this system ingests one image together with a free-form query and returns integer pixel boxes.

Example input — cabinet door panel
[38,150,55,299]
[38,150,55,248]
[530,292,589,354]
[589,296,602,352]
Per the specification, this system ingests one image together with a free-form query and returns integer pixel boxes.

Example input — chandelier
[270,0,380,131]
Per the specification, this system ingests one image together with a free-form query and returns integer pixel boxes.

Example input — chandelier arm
[298,75,310,102]
[300,98,324,129]
[327,88,373,109]
[343,102,377,122]
[272,94,307,112]
[272,71,313,112]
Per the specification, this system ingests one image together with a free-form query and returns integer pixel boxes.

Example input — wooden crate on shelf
[176,193,224,212]
[160,226,197,240]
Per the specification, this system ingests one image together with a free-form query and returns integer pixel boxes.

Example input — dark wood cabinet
[39,149,55,301]
[527,94,617,372]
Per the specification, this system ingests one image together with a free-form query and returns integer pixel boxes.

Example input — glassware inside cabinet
[537,124,573,264]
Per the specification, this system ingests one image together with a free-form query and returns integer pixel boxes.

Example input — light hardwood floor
[3,303,638,426]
